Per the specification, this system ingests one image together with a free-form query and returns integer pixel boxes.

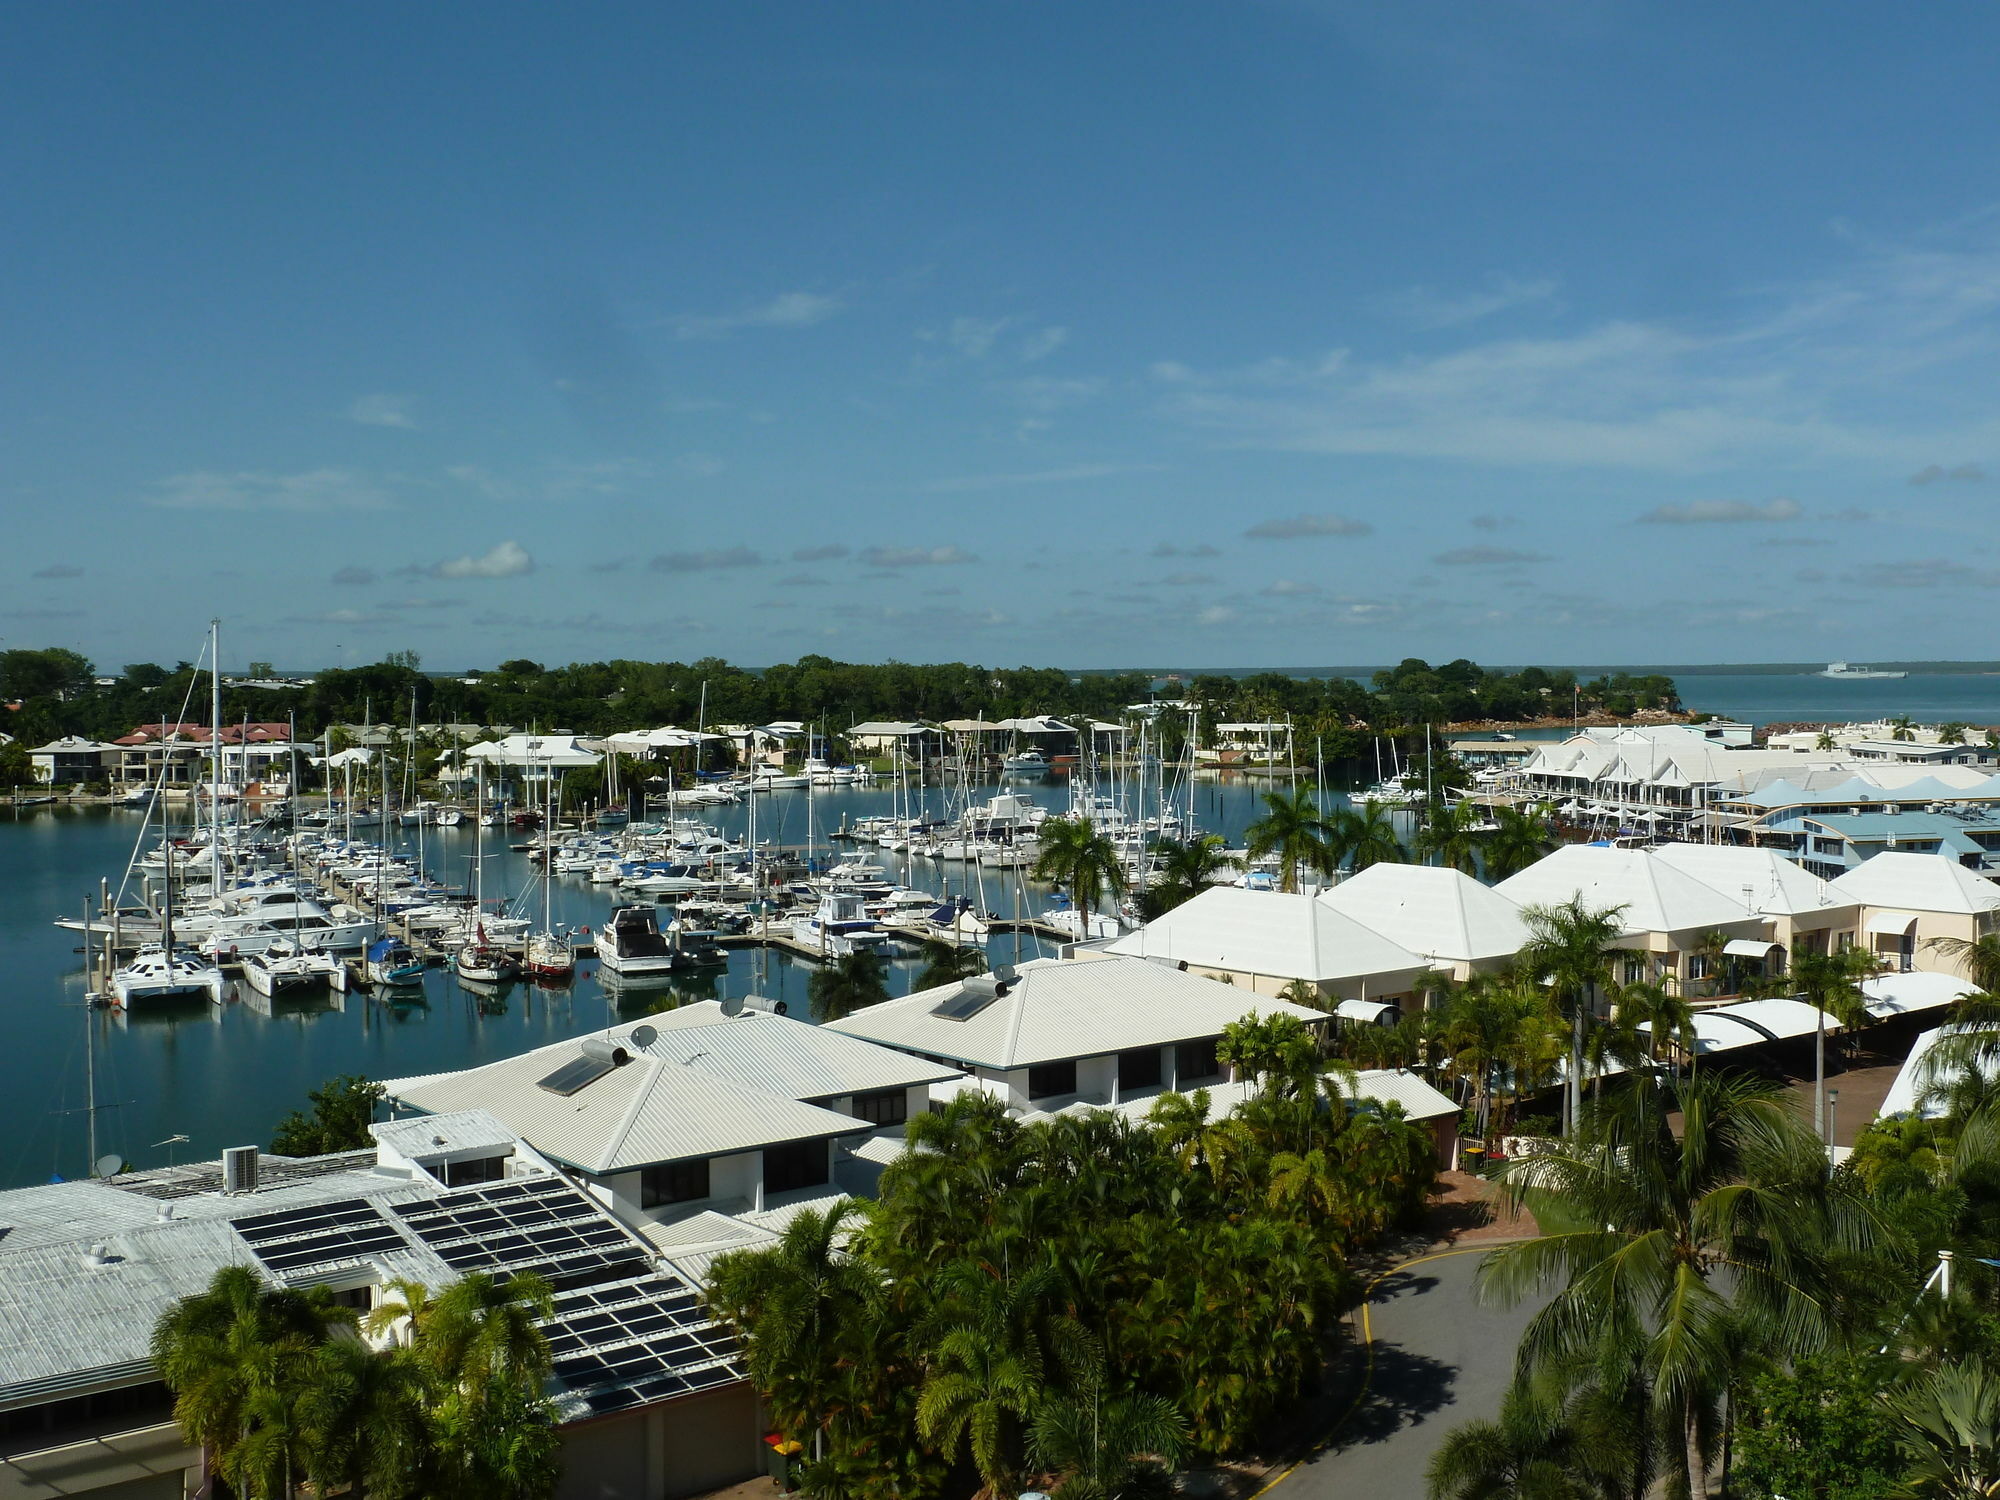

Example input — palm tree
[1480,1072,1884,1500]
[1615,982,1695,1069]
[1245,786,1336,892]
[1882,1359,2000,1499]
[1331,800,1410,873]
[1417,798,1486,875]
[914,938,987,992]
[809,949,891,1020]
[1517,898,1628,1136]
[1815,730,1836,752]
[151,1264,351,1498]
[1427,1383,1646,1500]
[1890,714,1918,743]
[1939,721,1970,746]
[1444,979,1547,1146]
[1483,804,1556,881]
[1033,816,1128,935]
[1137,833,1240,917]
[1790,945,1882,1145]
[1028,1382,1189,1500]
[298,1338,428,1500]
[1924,932,2000,995]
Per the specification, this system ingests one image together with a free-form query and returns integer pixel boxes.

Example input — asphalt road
[1273,1245,1551,1500]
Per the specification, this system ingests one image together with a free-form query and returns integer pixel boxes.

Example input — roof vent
[222,1146,260,1196]
[156,1203,176,1223]
[82,1243,114,1269]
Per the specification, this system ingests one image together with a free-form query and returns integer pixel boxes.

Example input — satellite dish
[93,1154,122,1180]
[628,1024,658,1049]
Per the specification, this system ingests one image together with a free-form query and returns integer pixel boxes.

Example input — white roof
[1073,1068,1457,1125]
[1316,865,1533,964]
[1104,887,1430,983]
[28,736,119,754]
[383,1046,874,1173]
[603,1003,962,1100]
[466,734,600,767]
[1827,852,2000,916]
[1643,997,1836,1055]
[1650,843,1855,919]
[1878,1024,1994,1119]
[847,721,928,737]
[603,727,722,750]
[1862,971,1979,1020]
[825,955,1329,1069]
[1494,844,1763,937]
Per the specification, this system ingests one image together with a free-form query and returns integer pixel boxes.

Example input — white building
[1316,864,1534,980]
[1825,852,2000,976]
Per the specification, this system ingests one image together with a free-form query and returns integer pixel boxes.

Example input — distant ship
[1820,661,1907,680]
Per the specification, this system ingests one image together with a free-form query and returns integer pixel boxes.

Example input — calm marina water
[0,775,1290,1191]
[6,669,1993,1190]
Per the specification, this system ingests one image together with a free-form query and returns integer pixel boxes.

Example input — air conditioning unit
[222,1146,260,1195]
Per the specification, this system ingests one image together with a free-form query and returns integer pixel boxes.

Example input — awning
[1864,911,1920,937]
[1646,998,1836,1055]
[1335,999,1400,1026]
[1723,939,1781,958]
[1863,972,1979,1020]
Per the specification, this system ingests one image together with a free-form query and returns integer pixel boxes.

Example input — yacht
[454,933,521,984]
[789,889,890,955]
[525,929,576,981]
[239,939,339,997]
[1001,748,1050,774]
[111,945,226,1008]
[364,938,429,988]
[1820,661,1908,680]
[597,903,686,976]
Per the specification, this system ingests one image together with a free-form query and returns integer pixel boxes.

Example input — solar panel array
[231,1197,411,1272]
[546,1273,742,1415]
[391,1176,652,1292]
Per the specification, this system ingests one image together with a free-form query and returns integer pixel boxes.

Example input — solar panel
[231,1199,409,1272]
[537,1054,616,1096]
[931,978,1001,1021]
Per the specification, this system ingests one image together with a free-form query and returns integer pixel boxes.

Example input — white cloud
[673,292,844,339]
[923,463,1162,493]
[1909,462,1987,485]
[1244,513,1373,539]
[433,540,534,579]
[1197,605,1236,626]
[1261,579,1321,596]
[348,393,417,429]
[1388,274,1559,328]
[649,547,764,573]
[150,469,392,512]
[946,316,1012,357]
[1019,325,1069,362]
[1636,498,1802,525]
[1434,545,1552,564]
[858,545,977,567]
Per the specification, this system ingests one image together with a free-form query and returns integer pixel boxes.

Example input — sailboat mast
[209,619,223,889]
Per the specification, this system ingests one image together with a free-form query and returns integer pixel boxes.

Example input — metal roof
[1828,851,2000,915]
[1105,887,1431,983]
[825,955,1330,1069]
[1495,844,1766,938]
[605,1003,962,1101]
[1317,865,1533,964]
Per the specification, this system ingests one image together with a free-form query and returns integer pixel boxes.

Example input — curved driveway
[1268,1245,1551,1500]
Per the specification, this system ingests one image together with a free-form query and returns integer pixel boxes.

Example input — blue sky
[7,3,2000,672]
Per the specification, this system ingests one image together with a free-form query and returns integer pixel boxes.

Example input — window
[641,1158,711,1208]
[442,1154,508,1188]
[326,1285,374,1312]
[0,1381,174,1454]
[763,1140,829,1196]
[851,1088,907,1127]
[1175,1038,1220,1084]
[1027,1060,1077,1100]
[1117,1047,1162,1093]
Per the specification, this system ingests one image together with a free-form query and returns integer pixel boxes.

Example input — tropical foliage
[151,1265,561,1500]
[706,1013,1440,1500]
[270,1074,385,1156]
[1032,816,1127,934]
[912,938,988,992]
[809,950,893,1021]
[1134,833,1240,919]
[1245,786,1338,892]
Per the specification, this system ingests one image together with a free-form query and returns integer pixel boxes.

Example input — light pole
[1826,1086,1840,1166]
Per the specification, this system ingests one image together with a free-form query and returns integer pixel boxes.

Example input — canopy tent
[1862,971,1979,1020]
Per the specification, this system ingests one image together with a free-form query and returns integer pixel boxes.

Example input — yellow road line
[1243,1245,1492,1500]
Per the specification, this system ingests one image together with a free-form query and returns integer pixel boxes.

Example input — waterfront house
[843,721,936,762]
[1101,887,1434,1004]
[1648,842,1860,967]
[1315,864,1534,981]
[0,1110,762,1500]
[824,954,1332,1112]
[1494,843,1769,992]
[1824,851,2000,977]
[25,736,118,786]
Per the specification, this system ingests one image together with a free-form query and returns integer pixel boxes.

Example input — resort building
[1824,852,2000,977]
[824,954,1334,1113]
[1739,806,2000,880]
[0,1110,760,1500]
[1315,864,1534,981]
[1493,843,1769,992]
[1099,888,1434,1004]
[380,1003,960,1268]
[1648,843,1860,963]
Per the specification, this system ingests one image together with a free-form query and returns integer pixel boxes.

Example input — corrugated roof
[384,1052,871,1174]
[1316,865,1532,963]
[1495,844,1764,937]
[824,955,1329,1068]
[605,1003,962,1101]
[1827,851,2000,915]
[1105,887,1430,982]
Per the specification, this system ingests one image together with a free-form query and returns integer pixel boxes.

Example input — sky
[7,3,2000,674]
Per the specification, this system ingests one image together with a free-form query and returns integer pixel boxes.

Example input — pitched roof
[824,955,1329,1069]
[607,1003,962,1100]
[382,1050,871,1173]
[1315,865,1533,963]
[1104,887,1431,983]
[1826,851,2000,915]
[1494,843,1761,936]
[1649,842,1854,918]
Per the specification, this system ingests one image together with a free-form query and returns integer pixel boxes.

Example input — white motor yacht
[597,904,685,976]
[239,938,339,997]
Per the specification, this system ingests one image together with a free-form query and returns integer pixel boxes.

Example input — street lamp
[1826,1087,1840,1166]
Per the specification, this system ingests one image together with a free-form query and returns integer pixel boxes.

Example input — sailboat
[111,842,225,1007]
[455,760,521,985]
[523,755,575,980]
